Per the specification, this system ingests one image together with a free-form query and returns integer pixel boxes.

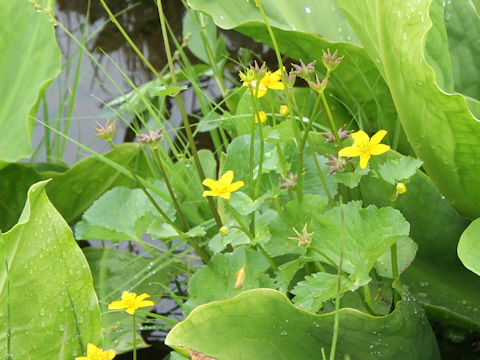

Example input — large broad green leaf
[457,218,480,277]
[0,0,60,164]
[187,0,413,154]
[84,247,183,353]
[337,0,480,218]
[443,0,480,99]
[183,247,275,315]
[361,170,480,332]
[0,181,101,359]
[166,289,440,359]
[309,201,410,287]
[0,143,146,231]
[75,185,175,242]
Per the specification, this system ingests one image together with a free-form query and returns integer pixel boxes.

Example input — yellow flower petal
[338,146,362,157]
[255,87,267,98]
[202,190,216,197]
[219,170,234,185]
[369,143,390,155]
[268,82,285,90]
[228,180,245,192]
[351,130,369,143]
[108,300,126,310]
[202,178,216,188]
[220,192,231,200]
[359,153,371,169]
[136,293,151,302]
[138,300,155,308]
[370,130,388,145]
[126,307,136,315]
[105,350,116,360]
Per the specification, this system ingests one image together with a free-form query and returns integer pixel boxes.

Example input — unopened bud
[234,266,246,289]
[254,111,267,124]
[279,105,289,117]
[219,226,230,237]
[396,182,407,194]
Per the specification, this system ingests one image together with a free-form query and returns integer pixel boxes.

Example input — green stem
[330,191,344,360]
[391,242,399,305]
[307,137,335,207]
[319,91,341,146]
[153,146,189,232]
[249,114,256,199]
[156,0,222,229]
[297,94,322,199]
[256,1,302,150]
[255,120,265,199]
[132,315,137,360]
[225,202,253,239]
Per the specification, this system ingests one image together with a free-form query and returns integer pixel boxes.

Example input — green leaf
[265,195,328,257]
[75,185,175,242]
[338,0,480,218]
[377,156,423,185]
[361,171,480,332]
[0,0,60,163]
[153,85,189,96]
[166,289,440,359]
[443,0,480,99]
[291,273,357,313]
[374,237,418,278]
[0,143,146,231]
[457,218,480,277]
[183,247,275,315]
[0,181,101,359]
[309,202,410,286]
[84,247,182,353]
[183,11,217,63]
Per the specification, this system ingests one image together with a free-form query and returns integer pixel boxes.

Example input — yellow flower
[338,130,390,169]
[254,111,267,124]
[396,182,407,194]
[75,343,115,360]
[279,105,289,117]
[243,69,284,98]
[202,170,244,200]
[108,291,154,315]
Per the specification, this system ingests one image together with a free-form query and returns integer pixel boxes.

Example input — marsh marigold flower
[242,68,284,98]
[108,291,154,315]
[202,170,244,200]
[75,343,115,360]
[338,130,390,169]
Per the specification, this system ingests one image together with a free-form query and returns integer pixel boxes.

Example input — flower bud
[137,129,163,144]
[234,266,246,289]
[279,105,289,117]
[396,182,407,194]
[254,111,267,124]
[307,74,327,94]
[219,226,230,237]
[291,59,316,80]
